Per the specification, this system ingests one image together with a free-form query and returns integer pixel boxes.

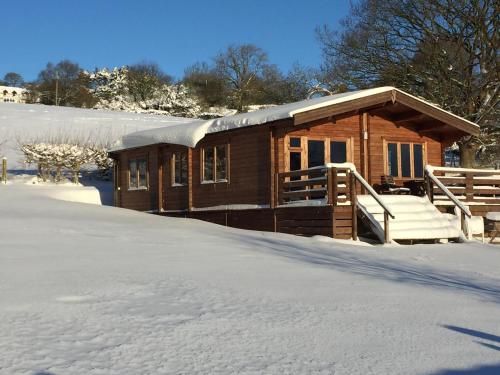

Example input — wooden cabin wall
[161,145,189,211]
[275,113,444,187]
[275,114,363,172]
[367,114,443,186]
[115,111,448,212]
[117,145,159,211]
[191,125,272,209]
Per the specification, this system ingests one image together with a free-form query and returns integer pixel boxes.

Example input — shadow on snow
[229,233,500,304]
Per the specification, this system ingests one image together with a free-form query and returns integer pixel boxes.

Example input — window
[290,152,301,171]
[290,137,301,148]
[330,141,347,163]
[386,142,425,178]
[287,136,352,173]
[215,145,227,180]
[401,143,411,177]
[308,140,325,168]
[128,157,148,189]
[387,143,399,177]
[172,152,187,185]
[202,145,228,183]
[413,144,424,177]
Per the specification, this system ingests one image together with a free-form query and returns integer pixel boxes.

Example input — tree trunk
[459,141,476,168]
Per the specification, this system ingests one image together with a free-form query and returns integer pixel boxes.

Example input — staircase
[357,195,462,243]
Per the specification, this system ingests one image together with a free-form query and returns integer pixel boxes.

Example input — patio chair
[380,175,410,195]
[485,212,500,243]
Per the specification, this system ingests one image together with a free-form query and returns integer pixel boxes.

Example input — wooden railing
[425,166,500,205]
[424,166,472,238]
[275,165,351,206]
[276,164,395,243]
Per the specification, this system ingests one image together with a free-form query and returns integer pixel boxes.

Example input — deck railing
[275,165,351,205]
[425,166,500,206]
[276,164,395,242]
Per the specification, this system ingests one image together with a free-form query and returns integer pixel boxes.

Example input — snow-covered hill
[0,182,499,374]
[0,102,193,169]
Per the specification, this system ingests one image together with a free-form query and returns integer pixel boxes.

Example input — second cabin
[109,87,498,243]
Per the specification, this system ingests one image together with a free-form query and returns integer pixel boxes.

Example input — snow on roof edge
[112,86,480,151]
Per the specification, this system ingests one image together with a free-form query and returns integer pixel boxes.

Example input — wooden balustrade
[276,166,352,206]
[426,167,500,205]
[276,165,394,243]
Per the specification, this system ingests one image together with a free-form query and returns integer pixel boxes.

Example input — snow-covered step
[357,195,462,242]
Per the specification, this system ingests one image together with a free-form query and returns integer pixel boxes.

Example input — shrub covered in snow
[19,139,112,183]
[87,67,203,118]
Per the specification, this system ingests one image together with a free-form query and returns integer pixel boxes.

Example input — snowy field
[0,181,499,375]
[0,102,192,169]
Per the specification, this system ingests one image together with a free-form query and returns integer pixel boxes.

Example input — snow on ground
[0,182,499,375]
[0,102,193,169]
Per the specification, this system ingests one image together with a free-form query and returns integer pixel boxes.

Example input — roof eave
[292,88,480,136]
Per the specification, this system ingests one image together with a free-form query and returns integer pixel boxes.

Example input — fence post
[425,171,434,203]
[350,171,358,240]
[327,167,338,205]
[465,173,474,202]
[2,157,6,184]
[384,211,390,243]
[276,173,284,206]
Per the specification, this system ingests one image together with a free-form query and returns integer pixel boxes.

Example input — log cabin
[109,87,499,243]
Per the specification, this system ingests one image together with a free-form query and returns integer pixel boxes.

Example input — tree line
[1,45,316,113]
[1,0,498,166]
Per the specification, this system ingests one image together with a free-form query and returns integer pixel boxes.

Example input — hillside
[0,102,193,169]
[0,181,499,374]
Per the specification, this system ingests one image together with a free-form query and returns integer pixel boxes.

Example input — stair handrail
[327,163,395,243]
[325,163,395,219]
[424,165,472,218]
[351,169,396,220]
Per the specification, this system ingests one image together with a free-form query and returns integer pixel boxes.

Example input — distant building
[0,85,28,103]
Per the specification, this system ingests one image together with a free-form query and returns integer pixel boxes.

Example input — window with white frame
[128,157,148,189]
[386,141,425,178]
[202,144,228,183]
[172,152,188,186]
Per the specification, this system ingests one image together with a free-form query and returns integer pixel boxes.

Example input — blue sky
[1,0,350,82]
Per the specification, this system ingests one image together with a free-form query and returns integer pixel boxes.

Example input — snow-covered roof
[113,86,480,151]
[0,85,28,93]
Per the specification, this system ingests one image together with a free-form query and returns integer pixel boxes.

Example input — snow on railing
[425,166,472,218]
[425,165,473,239]
[275,163,395,243]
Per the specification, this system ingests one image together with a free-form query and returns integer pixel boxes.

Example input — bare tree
[35,60,96,107]
[317,0,499,167]
[127,61,173,103]
[183,62,228,107]
[2,72,24,87]
[214,44,268,112]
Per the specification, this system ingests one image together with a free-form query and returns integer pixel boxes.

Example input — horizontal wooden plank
[333,219,353,227]
[333,226,353,235]
[282,190,327,199]
[276,207,332,220]
[279,169,326,178]
[283,178,326,189]
[278,219,332,227]
[333,206,353,213]
[279,226,333,236]
[333,234,352,240]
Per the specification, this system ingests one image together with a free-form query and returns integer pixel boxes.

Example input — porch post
[350,171,358,240]
[157,147,163,212]
[269,128,276,208]
[361,112,369,190]
[187,148,193,212]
